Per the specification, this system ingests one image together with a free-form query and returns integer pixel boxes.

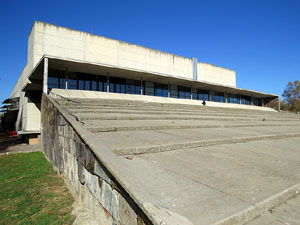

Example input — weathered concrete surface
[94,126,300,155]
[246,194,300,225]
[136,137,300,224]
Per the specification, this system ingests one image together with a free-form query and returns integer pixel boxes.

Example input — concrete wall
[41,94,153,225]
[31,21,235,86]
[198,63,236,87]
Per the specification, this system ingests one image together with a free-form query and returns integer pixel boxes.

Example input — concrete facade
[25,21,236,87]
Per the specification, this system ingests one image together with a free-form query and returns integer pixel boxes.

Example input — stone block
[69,138,76,156]
[84,147,95,173]
[111,189,120,221]
[78,163,85,184]
[94,158,112,184]
[64,136,70,152]
[119,194,137,225]
[77,143,85,165]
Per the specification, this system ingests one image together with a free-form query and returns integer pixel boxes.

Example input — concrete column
[239,94,242,104]
[141,78,143,95]
[262,98,264,107]
[65,76,68,90]
[225,91,228,103]
[190,87,193,100]
[107,73,110,93]
[251,95,253,105]
[43,58,48,94]
[192,57,198,80]
[168,82,170,98]
[65,67,68,90]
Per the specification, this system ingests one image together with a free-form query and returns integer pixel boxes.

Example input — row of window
[48,73,262,106]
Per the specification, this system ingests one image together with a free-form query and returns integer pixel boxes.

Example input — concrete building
[3,21,279,143]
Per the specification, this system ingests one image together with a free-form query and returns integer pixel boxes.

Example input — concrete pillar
[239,94,242,104]
[192,57,198,80]
[190,87,193,100]
[141,78,143,95]
[262,98,264,107]
[251,95,253,105]
[43,58,48,94]
[209,90,213,101]
[65,67,68,90]
[107,73,110,93]
[225,91,228,103]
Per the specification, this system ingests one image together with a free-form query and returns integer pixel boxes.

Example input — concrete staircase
[69,98,300,155]
[66,97,300,225]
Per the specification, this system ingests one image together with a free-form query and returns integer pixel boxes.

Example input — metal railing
[49,92,83,124]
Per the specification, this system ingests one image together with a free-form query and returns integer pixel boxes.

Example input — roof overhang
[25,55,278,98]
[2,97,19,104]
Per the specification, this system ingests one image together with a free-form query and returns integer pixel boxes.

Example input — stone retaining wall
[41,94,152,225]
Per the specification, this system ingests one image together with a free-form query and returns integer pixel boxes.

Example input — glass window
[110,83,115,93]
[91,81,97,91]
[68,79,77,90]
[115,83,121,93]
[145,82,154,96]
[170,85,178,98]
[197,90,209,101]
[59,78,66,89]
[178,86,191,99]
[241,95,251,105]
[213,92,225,103]
[154,83,168,97]
[85,80,90,90]
[228,94,239,104]
[78,80,84,90]
[253,97,262,106]
[48,77,59,89]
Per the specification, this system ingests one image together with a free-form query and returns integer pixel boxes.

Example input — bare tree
[282,80,300,112]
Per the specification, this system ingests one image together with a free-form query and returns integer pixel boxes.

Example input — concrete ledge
[213,183,300,225]
[87,123,300,133]
[51,89,276,112]
[113,133,300,156]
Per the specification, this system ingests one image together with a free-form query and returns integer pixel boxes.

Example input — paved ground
[128,137,300,224]
[0,135,40,155]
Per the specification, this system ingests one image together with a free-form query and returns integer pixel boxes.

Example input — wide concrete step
[70,102,278,114]
[133,137,300,224]
[70,108,293,119]
[246,194,300,224]
[93,126,300,155]
[77,112,300,122]
[84,120,300,133]
[69,99,280,113]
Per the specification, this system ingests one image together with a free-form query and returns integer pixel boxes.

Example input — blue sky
[0,0,299,105]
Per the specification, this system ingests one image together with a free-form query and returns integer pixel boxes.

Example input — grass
[0,152,75,225]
